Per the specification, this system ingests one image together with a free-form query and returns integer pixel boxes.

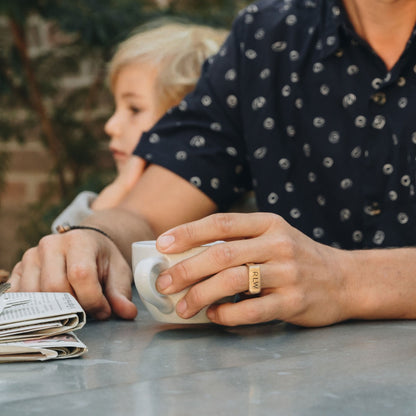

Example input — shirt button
[371,92,386,105]
[364,202,381,216]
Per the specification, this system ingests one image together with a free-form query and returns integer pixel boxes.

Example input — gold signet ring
[247,263,261,295]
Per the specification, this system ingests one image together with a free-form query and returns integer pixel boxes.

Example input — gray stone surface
[2,294,415,416]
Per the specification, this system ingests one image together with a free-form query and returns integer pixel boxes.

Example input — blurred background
[0,0,250,272]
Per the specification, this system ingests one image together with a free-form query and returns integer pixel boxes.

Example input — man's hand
[153,212,351,327]
[154,212,416,327]
[8,164,220,321]
[9,230,137,320]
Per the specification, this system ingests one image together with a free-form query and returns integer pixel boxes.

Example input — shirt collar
[318,0,416,60]
[316,0,357,60]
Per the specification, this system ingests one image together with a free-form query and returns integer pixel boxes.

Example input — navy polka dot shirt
[134,0,416,250]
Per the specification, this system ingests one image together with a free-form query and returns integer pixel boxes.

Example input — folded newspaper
[0,291,87,362]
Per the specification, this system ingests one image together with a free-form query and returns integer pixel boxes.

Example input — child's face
[104,63,162,172]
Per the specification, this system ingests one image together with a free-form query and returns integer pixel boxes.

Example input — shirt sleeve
[51,191,97,233]
[133,15,252,211]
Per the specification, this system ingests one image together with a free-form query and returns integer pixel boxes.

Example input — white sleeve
[51,191,98,234]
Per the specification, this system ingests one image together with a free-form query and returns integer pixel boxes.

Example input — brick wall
[2,140,54,207]
[0,0,181,271]
[0,14,112,271]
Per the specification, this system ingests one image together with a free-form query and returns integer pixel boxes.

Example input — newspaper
[0,292,87,362]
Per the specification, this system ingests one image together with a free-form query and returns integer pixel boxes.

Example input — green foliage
[0,0,250,253]
[161,0,249,27]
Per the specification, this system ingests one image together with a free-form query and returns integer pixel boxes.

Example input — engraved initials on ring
[247,263,261,295]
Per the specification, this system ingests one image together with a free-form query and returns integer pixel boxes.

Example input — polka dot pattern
[135,0,416,249]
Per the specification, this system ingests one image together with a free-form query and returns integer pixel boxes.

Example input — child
[51,21,228,231]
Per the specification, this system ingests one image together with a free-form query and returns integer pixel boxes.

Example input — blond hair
[108,20,228,113]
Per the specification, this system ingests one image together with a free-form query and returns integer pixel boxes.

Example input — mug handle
[134,256,174,314]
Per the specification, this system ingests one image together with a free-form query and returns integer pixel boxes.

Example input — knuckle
[265,213,284,231]
[38,234,57,250]
[281,261,300,285]
[223,269,243,293]
[186,285,205,309]
[172,260,192,284]
[282,291,308,322]
[280,237,297,259]
[211,244,235,268]
[213,306,235,326]
[67,263,95,285]
[271,235,296,261]
[211,213,235,234]
[270,213,285,226]
[290,290,307,311]
[182,222,199,242]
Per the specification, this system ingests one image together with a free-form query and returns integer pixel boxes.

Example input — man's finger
[65,238,112,320]
[157,212,279,253]
[105,260,137,320]
[207,293,280,326]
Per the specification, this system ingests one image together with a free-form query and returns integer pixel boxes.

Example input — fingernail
[157,234,175,250]
[156,274,172,292]
[176,298,187,316]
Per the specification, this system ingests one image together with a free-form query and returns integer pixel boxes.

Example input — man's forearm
[345,247,416,320]
[81,208,155,263]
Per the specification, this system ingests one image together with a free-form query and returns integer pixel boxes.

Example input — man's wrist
[56,224,114,243]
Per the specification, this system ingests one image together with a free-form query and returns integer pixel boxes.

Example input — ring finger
[176,263,268,319]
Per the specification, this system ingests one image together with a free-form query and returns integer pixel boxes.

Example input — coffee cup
[132,240,223,324]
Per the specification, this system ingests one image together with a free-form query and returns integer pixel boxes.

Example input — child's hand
[92,156,146,210]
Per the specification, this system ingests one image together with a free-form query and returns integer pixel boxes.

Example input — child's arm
[92,156,147,210]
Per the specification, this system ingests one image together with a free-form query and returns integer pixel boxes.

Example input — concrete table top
[2,294,415,416]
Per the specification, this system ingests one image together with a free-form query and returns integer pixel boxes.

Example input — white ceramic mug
[132,240,223,324]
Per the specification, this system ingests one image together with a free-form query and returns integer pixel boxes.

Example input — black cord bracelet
[56,224,113,242]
